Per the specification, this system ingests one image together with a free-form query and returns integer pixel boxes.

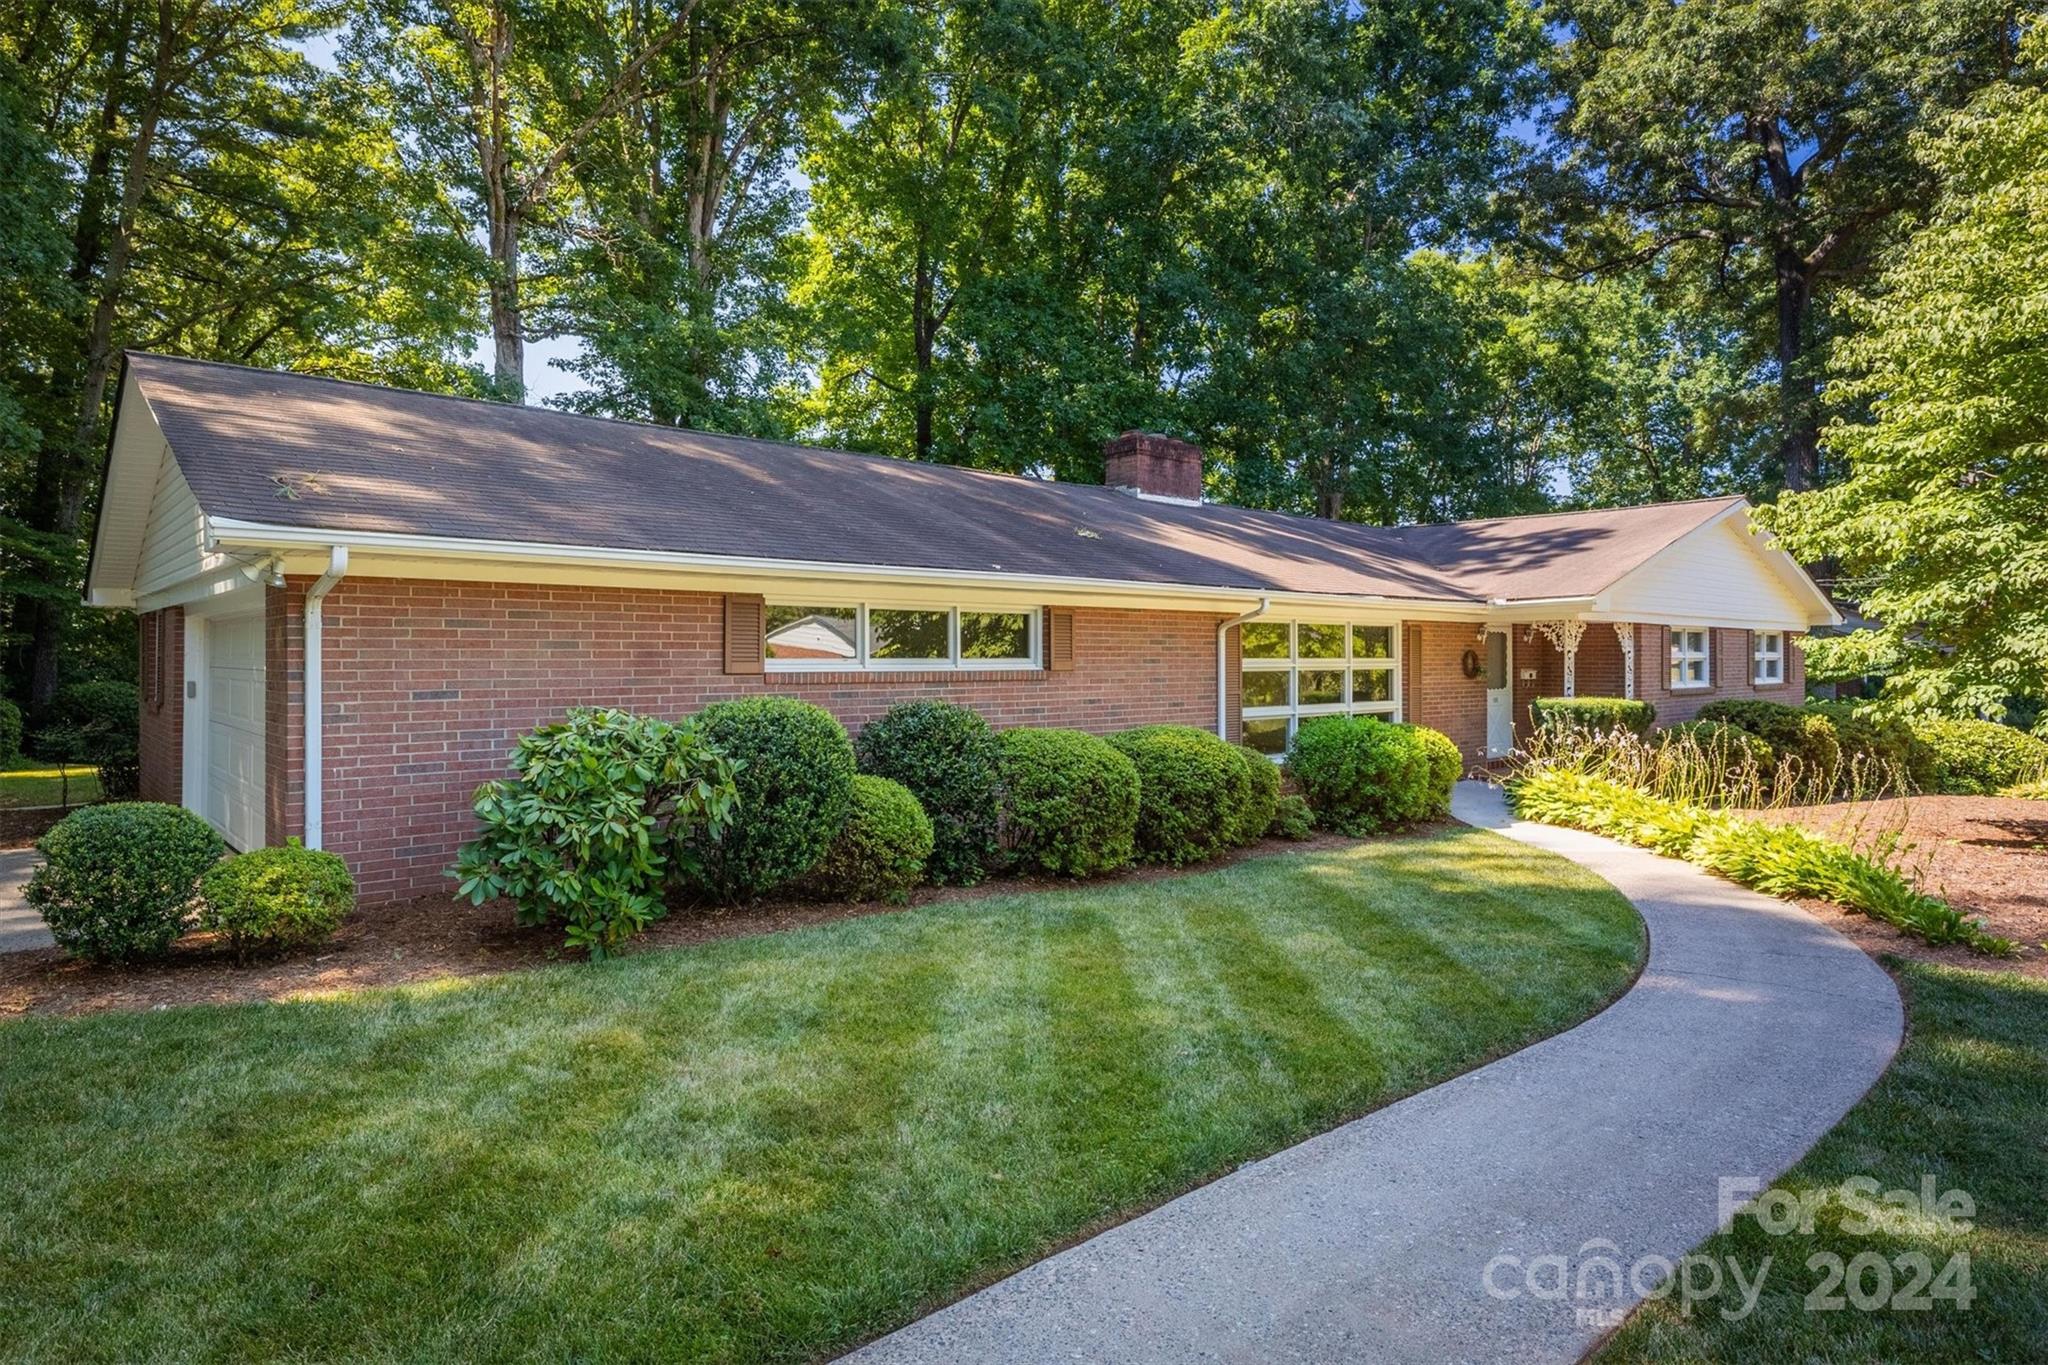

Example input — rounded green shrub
[453,708,740,955]
[1805,700,1913,775]
[678,696,856,903]
[1409,724,1463,819]
[1696,699,1842,777]
[1269,793,1316,840]
[26,802,224,962]
[854,700,999,885]
[996,727,1140,877]
[1285,717,1458,835]
[1231,744,1281,845]
[802,775,934,904]
[1908,716,2048,795]
[1656,720,1775,770]
[201,838,355,961]
[1529,696,1656,737]
[0,697,21,762]
[1107,724,1250,865]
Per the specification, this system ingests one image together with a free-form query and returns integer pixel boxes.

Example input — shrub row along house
[86,354,1838,905]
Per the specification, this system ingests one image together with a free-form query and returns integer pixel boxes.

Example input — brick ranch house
[87,354,1837,906]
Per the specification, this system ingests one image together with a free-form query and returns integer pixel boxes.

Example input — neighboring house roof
[90,353,1839,627]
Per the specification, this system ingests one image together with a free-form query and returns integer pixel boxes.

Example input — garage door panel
[205,614,266,851]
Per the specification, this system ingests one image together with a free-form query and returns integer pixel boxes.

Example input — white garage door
[206,614,266,851]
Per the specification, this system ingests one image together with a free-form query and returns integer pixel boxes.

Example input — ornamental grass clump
[1520,721,1909,811]
[1505,766,2009,954]
[454,708,740,957]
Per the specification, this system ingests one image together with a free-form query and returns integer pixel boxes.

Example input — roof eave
[205,517,1498,618]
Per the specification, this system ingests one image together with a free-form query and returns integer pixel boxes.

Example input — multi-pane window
[1669,628,1712,689]
[1240,622,1399,756]
[1752,630,1784,685]
[765,602,1038,670]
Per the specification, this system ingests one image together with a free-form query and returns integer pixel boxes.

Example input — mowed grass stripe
[0,827,1643,1364]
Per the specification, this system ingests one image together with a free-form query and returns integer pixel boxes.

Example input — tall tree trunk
[488,211,521,392]
[23,2,159,707]
[913,242,935,463]
[1775,247,1819,492]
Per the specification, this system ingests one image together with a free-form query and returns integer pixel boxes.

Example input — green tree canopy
[1760,41,2048,725]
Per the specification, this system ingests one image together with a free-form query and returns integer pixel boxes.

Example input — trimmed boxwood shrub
[678,696,856,903]
[1696,699,1842,776]
[1270,793,1316,840]
[0,698,21,762]
[26,802,224,962]
[1805,700,1914,775]
[201,837,355,961]
[1528,696,1656,737]
[854,700,999,885]
[996,727,1140,877]
[1285,717,1460,835]
[1907,716,2048,795]
[802,775,934,904]
[1107,724,1251,865]
[1656,720,1775,770]
[1232,744,1281,846]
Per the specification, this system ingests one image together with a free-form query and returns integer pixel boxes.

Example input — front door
[1484,630,1513,759]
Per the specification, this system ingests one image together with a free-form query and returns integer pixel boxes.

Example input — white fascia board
[205,517,1494,619]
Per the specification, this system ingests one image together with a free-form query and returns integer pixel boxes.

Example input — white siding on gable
[136,453,211,595]
[1598,516,1817,629]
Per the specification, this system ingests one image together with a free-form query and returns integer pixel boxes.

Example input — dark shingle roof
[126,353,1744,603]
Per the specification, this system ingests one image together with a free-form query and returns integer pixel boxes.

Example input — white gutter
[1216,598,1273,739]
[301,545,349,850]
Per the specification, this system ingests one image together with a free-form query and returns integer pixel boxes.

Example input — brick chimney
[1103,431,1204,503]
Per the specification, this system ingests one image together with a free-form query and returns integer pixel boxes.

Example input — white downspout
[1216,597,1273,739]
[302,546,349,850]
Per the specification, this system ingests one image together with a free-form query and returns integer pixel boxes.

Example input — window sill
[766,668,1049,685]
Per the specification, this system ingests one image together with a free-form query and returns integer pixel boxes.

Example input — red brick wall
[138,607,183,803]
[1403,620,1488,765]
[299,577,1229,904]
[1511,624,1809,730]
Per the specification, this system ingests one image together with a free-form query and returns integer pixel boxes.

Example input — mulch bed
[0,831,1362,1019]
[0,806,69,849]
[1754,795,2048,979]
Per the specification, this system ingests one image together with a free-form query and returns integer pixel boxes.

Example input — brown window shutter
[1046,607,1075,671]
[1743,629,1756,690]
[724,594,765,675]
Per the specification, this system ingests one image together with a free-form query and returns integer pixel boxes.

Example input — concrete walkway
[846,781,1902,1365]
[0,848,52,952]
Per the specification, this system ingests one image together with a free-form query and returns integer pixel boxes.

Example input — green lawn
[0,762,99,809]
[0,827,1639,1363]
[1600,961,2048,1362]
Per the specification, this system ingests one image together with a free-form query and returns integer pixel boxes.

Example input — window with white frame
[764,601,1038,670]
[1752,630,1785,685]
[1239,621,1399,756]
[1669,628,1711,689]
